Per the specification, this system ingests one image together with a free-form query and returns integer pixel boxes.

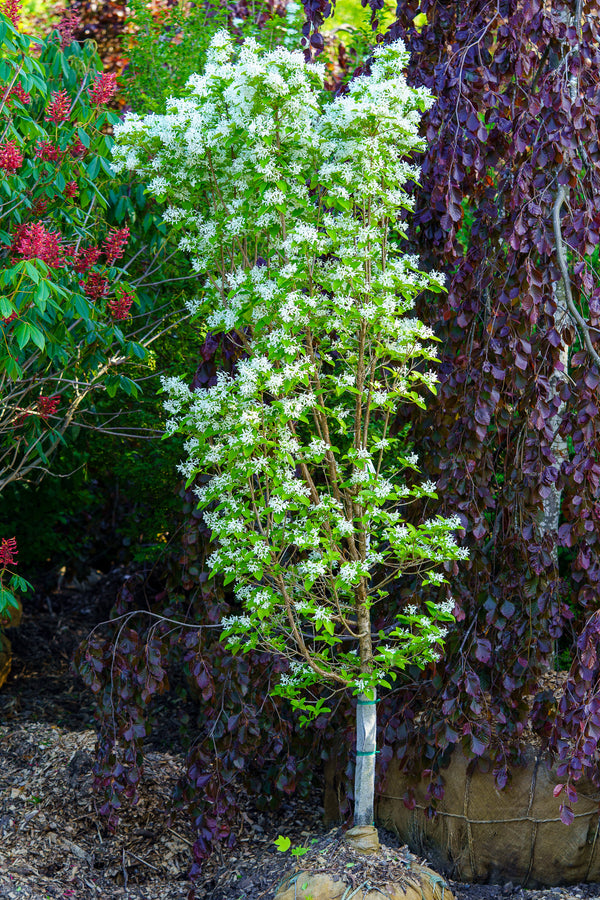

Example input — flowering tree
[112,34,467,831]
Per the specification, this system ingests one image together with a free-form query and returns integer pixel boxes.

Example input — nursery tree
[112,32,467,831]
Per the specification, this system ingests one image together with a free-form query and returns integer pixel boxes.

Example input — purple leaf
[560,805,574,826]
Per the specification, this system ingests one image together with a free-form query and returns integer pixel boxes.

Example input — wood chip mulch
[0,721,194,900]
[0,718,334,900]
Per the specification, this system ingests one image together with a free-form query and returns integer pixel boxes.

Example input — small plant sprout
[114,33,467,838]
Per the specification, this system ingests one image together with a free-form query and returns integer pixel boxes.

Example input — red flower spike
[35,140,61,162]
[83,273,108,300]
[72,246,101,273]
[13,223,64,268]
[88,72,118,106]
[0,140,23,173]
[31,198,49,216]
[108,292,134,320]
[37,395,61,419]
[65,181,79,199]
[69,138,87,159]
[57,11,80,49]
[45,89,70,124]
[2,82,31,107]
[1,0,21,27]
[103,227,130,264]
[0,537,17,568]
[2,311,17,324]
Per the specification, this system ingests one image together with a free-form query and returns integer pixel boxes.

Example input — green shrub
[0,11,155,492]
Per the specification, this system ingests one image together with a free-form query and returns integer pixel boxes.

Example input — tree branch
[552,184,600,368]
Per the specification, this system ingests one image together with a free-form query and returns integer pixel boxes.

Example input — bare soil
[0,571,598,900]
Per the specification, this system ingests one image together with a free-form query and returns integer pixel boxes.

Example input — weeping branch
[552,184,600,368]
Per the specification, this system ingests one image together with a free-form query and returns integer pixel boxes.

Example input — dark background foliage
[371,0,600,825]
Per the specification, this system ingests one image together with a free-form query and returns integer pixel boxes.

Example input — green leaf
[74,294,91,319]
[105,376,119,398]
[15,321,31,349]
[77,126,90,148]
[23,261,40,283]
[0,296,15,318]
[99,156,114,177]
[29,73,47,95]
[86,156,100,180]
[33,279,49,311]
[29,324,45,351]
[4,355,22,379]
[127,341,146,360]
[118,375,139,398]
[9,574,31,593]
[413,12,428,32]
[0,588,19,614]
[273,836,291,853]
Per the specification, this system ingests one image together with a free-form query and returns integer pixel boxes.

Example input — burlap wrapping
[0,597,21,690]
[0,631,12,689]
[275,861,452,900]
[0,596,22,630]
[376,746,600,887]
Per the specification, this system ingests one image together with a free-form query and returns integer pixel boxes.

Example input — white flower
[438,597,455,615]
[148,176,168,194]
[313,606,332,623]
[221,615,252,629]
[428,572,445,584]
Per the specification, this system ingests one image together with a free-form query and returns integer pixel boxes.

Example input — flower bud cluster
[45,89,70,124]
[108,292,134,320]
[88,72,118,107]
[57,11,80,49]
[36,395,61,419]
[0,140,23,172]
[0,537,17,568]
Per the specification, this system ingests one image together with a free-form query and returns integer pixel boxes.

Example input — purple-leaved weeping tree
[299,0,600,824]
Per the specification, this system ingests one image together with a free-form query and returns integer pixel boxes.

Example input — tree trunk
[353,690,377,827]
[540,280,569,559]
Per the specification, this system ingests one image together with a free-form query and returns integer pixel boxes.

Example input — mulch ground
[1,569,599,900]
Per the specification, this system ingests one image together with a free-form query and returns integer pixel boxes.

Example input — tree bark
[353,690,377,827]
[540,280,569,560]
